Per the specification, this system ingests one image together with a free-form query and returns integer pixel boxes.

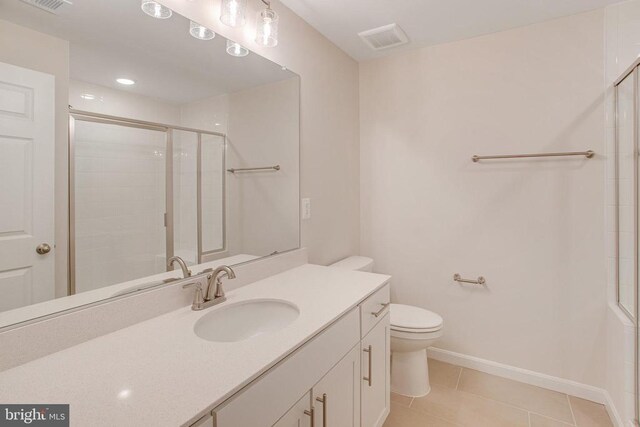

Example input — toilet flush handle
[371,302,390,318]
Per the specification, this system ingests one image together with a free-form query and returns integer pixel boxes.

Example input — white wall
[604,1,640,424]
[360,10,607,389]
[160,0,360,266]
[0,20,69,298]
[70,80,181,124]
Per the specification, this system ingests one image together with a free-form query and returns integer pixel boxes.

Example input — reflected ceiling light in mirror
[190,21,216,40]
[226,40,249,57]
[116,78,136,85]
[256,0,278,47]
[141,0,172,19]
[80,93,95,100]
[220,0,247,28]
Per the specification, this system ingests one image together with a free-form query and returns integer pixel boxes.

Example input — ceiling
[279,0,621,61]
[0,0,296,104]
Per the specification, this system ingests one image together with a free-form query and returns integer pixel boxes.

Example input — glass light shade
[226,40,249,57]
[189,21,215,40]
[220,0,247,28]
[141,0,172,19]
[255,7,279,47]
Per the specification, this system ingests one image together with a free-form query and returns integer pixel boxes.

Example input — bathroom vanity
[0,264,391,427]
[209,275,390,427]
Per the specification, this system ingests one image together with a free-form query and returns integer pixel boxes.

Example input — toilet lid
[390,304,443,332]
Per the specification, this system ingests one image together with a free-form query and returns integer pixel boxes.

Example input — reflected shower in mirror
[0,0,299,328]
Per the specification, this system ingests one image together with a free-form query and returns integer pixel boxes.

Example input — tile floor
[384,359,614,427]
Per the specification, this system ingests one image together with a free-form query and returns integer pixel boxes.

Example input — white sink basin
[194,299,300,343]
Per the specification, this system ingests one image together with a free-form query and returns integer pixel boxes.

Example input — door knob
[36,243,51,255]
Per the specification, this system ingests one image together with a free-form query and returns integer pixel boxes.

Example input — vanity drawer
[212,308,360,427]
[360,283,390,338]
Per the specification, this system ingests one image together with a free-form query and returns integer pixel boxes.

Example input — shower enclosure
[68,110,225,294]
[615,63,640,424]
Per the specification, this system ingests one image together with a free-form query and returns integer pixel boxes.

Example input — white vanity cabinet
[361,313,390,427]
[312,345,361,427]
[273,392,312,427]
[207,283,391,427]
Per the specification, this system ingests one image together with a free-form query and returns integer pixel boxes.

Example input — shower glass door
[172,130,225,266]
[616,69,636,319]
[71,118,167,293]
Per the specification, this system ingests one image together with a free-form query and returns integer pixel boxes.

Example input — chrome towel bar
[472,150,594,162]
[453,274,486,285]
[227,165,280,173]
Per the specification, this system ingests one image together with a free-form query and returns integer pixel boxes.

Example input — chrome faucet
[183,265,236,311]
[167,256,191,278]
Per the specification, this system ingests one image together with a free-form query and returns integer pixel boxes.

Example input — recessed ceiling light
[226,40,249,57]
[116,78,136,86]
[141,0,172,19]
[80,93,95,100]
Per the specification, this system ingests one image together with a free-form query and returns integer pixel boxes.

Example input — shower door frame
[614,62,640,425]
[68,109,227,295]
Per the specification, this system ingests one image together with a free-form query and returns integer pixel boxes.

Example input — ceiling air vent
[358,23,409,51]
[19,0,72,14]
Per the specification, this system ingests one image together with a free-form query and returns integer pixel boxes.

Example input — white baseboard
[427,347,624,427]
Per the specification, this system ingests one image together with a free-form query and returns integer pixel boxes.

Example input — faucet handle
[183,282,205,308]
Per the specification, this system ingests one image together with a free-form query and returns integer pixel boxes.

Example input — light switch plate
[301,198,311,220]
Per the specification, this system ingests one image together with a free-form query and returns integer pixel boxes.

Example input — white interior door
[0,61,55,311]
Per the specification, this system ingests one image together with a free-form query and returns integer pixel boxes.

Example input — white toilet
[330,256,444,397]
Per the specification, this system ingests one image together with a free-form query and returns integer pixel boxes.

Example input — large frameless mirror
[0,0,300,328]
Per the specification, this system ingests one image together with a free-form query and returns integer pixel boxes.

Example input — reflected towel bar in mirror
[471,150,594,162]
[227,165,281,173]
[453,274,486,285]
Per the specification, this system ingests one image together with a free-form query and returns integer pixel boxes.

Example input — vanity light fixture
[141,0,172,19]
[255,0,278,47]
[189,21,216,40]
[226,40,249,57]
[116,78,136,86]
[220,0,247,28]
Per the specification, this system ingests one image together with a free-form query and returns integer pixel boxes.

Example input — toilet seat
[390,304,443,333]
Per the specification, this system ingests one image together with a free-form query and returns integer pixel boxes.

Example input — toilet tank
[329,256,374,272]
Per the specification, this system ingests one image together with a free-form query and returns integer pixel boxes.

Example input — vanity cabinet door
[311,345,361,427]
[190,414,213,427]
[273,391,312,427]
[361,313,390,427]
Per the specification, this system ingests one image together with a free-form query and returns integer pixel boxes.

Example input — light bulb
[189,21,215,40]
[226,40,249,57]
[256,6,278,47]
[220,0,247,28]
[141,0,172,19]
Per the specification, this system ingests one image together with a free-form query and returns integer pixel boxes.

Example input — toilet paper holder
[453,274,486,285]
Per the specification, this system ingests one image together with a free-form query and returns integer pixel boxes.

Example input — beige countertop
[0,264,390,427]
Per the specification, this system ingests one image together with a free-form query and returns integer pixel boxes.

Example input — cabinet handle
[371,302,390,318]
[304,407,315,427]
[315,393,327,427]
[363,345,372,386]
